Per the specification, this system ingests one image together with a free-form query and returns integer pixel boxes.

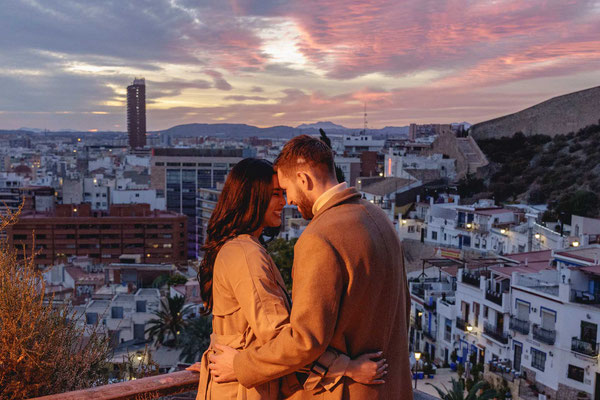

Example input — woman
[190,158,386,399]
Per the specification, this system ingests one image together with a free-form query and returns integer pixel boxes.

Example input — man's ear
[296,171,314,191]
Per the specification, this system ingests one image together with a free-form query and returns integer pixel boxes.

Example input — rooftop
[359,177,416,196]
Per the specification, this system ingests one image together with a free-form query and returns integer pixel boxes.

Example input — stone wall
[470,86,600,140]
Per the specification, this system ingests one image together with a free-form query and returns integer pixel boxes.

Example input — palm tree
[427,378,497,400]
[145,295,192,347]
[178,316,212,363]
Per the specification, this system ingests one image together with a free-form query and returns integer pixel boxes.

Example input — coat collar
[311,187,361,221]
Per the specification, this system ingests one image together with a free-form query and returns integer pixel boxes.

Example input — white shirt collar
[312,182,348,216]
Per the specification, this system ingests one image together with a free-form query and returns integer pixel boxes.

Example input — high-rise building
[127,78,146,149]
[150,148,256,257]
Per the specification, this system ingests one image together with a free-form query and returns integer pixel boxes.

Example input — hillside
[471,122,600,218]
[470,86,600,139]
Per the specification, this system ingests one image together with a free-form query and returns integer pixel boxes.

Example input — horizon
[1,0,599,131]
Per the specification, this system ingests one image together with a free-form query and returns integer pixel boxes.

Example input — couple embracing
[189,135,412,399]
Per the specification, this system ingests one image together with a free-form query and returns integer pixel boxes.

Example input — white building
[384,152,456,180]
[111,189,166,210]
[82,288,161,345]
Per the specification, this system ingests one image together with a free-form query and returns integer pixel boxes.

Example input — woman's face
[263,174,287,227]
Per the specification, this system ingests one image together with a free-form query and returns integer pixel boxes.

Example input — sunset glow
[1,0,599,130]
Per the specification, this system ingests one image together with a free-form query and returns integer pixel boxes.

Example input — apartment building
[7,203,187,267]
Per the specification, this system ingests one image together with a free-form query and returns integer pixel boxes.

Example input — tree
[0,206,112,399]
[145,295,192,347]
[428,378,497,400]
[555,190,599,220]
[266,238,297,291]
[319,128,346,183]
[152,273,188,288]
[178,316,213,363]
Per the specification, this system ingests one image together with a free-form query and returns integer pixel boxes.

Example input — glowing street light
[466,325,473,332]
[466,223,473,229]
[500,228,506,234]
[572,241,580,247]
[535,233,541,240]
[414,352,422,389]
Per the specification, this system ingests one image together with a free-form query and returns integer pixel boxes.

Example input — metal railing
[423,329,437,341]
[483,322,508,344]
[423,300,437,312]
[411,284,425,298]
[532,324,556,345]
[456,317,467,331]
[571,337,598,357]
[571,289,600,305]
[509,316,530,335]
[462,271,480,288]
[485,289,503,306]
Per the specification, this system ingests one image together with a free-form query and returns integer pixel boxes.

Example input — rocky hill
[469,122,600,219]
[470,86,600,139]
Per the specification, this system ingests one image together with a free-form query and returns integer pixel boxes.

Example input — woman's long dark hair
[198,158,275,315]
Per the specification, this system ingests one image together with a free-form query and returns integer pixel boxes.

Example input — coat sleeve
[401,245,411,332]
[227,243,291,345]
[233,233,344,388]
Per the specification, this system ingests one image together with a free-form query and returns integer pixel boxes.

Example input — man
[209,135,412,399]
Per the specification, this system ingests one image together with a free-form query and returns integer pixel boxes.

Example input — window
[431,231,438,240]
[86,312,98,325]
[154,162,164,166]
[568,364,584,382]
[531,348,546,372]
[111,306,124,319]
[136,300,147,313]
[445,318,452,342]
[408,226,415,233]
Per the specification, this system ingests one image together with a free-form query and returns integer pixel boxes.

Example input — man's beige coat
[234,188,413,399]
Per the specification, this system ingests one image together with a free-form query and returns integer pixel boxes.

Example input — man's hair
[274,134,335,178]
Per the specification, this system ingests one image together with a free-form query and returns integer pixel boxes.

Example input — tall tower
[127,78,146,148]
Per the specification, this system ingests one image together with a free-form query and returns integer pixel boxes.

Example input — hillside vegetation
[470,122,600,219]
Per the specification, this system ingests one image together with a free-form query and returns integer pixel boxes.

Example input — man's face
[277,169,314,220]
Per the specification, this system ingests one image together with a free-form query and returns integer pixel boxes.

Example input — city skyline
[1,0,599,131]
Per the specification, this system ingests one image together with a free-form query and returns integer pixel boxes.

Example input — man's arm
[233,233,344,388]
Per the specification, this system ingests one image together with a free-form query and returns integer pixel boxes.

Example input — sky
[1,0,599,131]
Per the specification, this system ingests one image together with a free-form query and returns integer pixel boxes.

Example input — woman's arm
[302,349,387,391]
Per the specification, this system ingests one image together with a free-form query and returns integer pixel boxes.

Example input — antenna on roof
[363,102,368,135]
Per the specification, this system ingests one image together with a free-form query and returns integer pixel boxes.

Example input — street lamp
[534,233,541,240]
[466,223,473,229]
[466,324,473,333]
[414,352,422,389]
[572,241,580,247]
[500,228,506,234]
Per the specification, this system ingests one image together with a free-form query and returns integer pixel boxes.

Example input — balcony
[571,289,600,305]
[571,337,598,357]
[31,370,198,399]
[423,299,437,313]
[461,271,481,288]
[532,324,556,345]
[423,329,437,341]
[456,317,468,331]
[411,283,425,299]
[485,289,503,306]
[509,316,530,335]
[483,322,509,344]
